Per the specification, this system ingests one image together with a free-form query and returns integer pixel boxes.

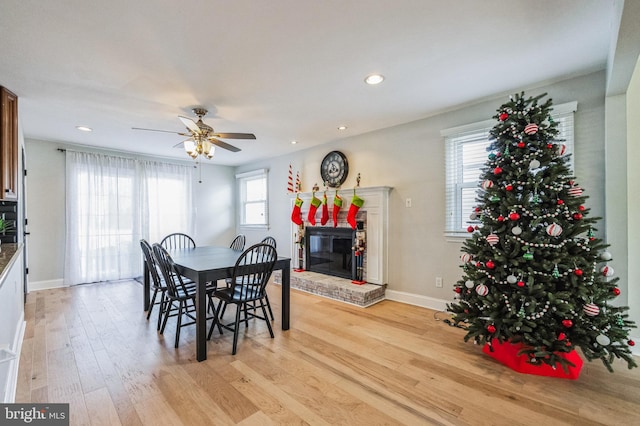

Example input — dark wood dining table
[143,245,291,361]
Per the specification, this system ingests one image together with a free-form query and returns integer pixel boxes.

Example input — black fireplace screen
[305,227,354,279]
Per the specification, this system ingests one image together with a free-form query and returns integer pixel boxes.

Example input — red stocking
[291,196,303,225]
[320,193,329,225]
[307,195,321,225]
[332,193,343,227]
[347,194,364,229]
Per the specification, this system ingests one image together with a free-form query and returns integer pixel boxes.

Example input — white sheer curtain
[64,151,193,285]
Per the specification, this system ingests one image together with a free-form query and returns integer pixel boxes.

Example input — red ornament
[464,309,469,314]
[557,199,564,205]
[499,112,509,121]
[475,207,481,212]
[558,332,566,341]
[509,212,520,221]
[493,167,503,175]
[517,281,525,287]
[486,260,496,269]
[475,262,482,268]
[487,325,496,333]
[547,143,554,149]
[467,226,474,233]
[497,215,505,222]
[613,287,621,296]
[573,213,583,220]
[629,340,636,347]
[578,205,585,211]
[566,341,572,347]
[517,141,525,148]
[505,184,513,191]
[574,269,583,276]
[562,319,573,328]
[454,287,462,294]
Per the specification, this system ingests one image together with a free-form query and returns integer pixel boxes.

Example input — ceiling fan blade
[178,116,201,134]
[212,132,256,140]
[131,127,181,134]
[209,137,241,152]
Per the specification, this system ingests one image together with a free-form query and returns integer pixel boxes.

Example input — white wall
[627,56,640,330]
[23,139,236,286]
[237,71,608,306]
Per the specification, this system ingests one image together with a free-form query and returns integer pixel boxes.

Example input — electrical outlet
[435,277,443,288]
[405,198,412,208]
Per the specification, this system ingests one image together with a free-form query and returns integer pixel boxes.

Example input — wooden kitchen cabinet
[0,87,18,200]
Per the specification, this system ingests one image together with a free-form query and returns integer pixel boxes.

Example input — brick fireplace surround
[274,186,391,307]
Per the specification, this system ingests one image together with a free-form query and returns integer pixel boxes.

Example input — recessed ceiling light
[364,74,385,85]
[291,140,298,145]
[337,125,347,131]
[76,126,93,132]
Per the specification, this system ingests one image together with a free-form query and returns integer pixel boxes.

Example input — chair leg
[260,300,274,338]
[157,290,167,330]
[160,300,171,334]
[232,304,242,355]
[146,288,159,319]
[175,301,184,348]
[264,293,275,321]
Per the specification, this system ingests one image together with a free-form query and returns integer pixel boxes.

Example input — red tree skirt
[482,338,583,380]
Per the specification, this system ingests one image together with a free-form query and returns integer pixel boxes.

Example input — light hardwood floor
[16,279,640,425]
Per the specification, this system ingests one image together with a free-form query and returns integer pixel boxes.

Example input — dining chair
[258,236,277,320]
[208,243,277,355]
[229,234,246,251]
[152,243,218,348]
[161,232,196,250]
[140,239,167,330]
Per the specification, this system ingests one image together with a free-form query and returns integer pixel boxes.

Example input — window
[443,101,577,238]
[237,168,269,228]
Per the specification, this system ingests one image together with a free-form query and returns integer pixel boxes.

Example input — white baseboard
[384,289,451,312]
[3,312,25,403]
[28,279,66,292]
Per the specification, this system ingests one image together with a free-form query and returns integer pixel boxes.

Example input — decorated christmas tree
[447,92,637,374]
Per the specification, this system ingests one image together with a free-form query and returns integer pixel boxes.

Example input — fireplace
[305,227,355,279]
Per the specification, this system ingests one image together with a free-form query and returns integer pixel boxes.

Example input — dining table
[143,245,291,361]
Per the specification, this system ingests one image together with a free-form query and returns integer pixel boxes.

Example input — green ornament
[504,145,510,157]
[523,252,534,261]
[532,194,540,204]
[552,264,560,278]
[488,153,496,160]
[588,229,595,238]
[490,195,500,202]
[518,305,526,319]
[617,316,625,327]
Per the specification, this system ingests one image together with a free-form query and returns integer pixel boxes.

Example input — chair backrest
[261,236,277,249]
[229,243,277,302]
[229,234,246,251]
[161,233,196,250]
[152,243,191,298]
[140,239,164,289]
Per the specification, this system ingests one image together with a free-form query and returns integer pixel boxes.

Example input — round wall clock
[320,150,349,188]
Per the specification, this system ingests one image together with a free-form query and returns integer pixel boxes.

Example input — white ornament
[524,123,539,135]
[507,275,517,284]
[465,280,475,289]
[486,233,499,246]
[512,226,522,236]
[470,212,477,220]
[600,251,612,261]
[546,223,563,237]
[596,334,611,346]
[475,284,489,296]
[481,180,494,190]
[529,159,541,169]
[461,253,473,263]
[601,265,615,277]
[557,144,567,155]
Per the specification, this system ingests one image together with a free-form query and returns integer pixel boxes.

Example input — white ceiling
[0,0,619,166]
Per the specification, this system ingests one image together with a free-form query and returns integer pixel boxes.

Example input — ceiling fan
[132,107,256,159]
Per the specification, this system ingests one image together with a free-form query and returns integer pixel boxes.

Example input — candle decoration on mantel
[347,173,365,229]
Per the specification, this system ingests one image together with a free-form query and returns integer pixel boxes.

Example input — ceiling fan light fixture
[364,74,385,85]
[76,125,93,132]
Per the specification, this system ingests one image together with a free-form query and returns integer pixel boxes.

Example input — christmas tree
[447,92,637,373]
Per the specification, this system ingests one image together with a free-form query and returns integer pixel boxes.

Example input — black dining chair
[140,239,168,330]
[161,232,196,250]
[208,243,277,355]
[229,234,246,251]
[258,236,277,320]
[152,243,218,348]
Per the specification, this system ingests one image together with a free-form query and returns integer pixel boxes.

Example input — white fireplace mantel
[289,186,392,285]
